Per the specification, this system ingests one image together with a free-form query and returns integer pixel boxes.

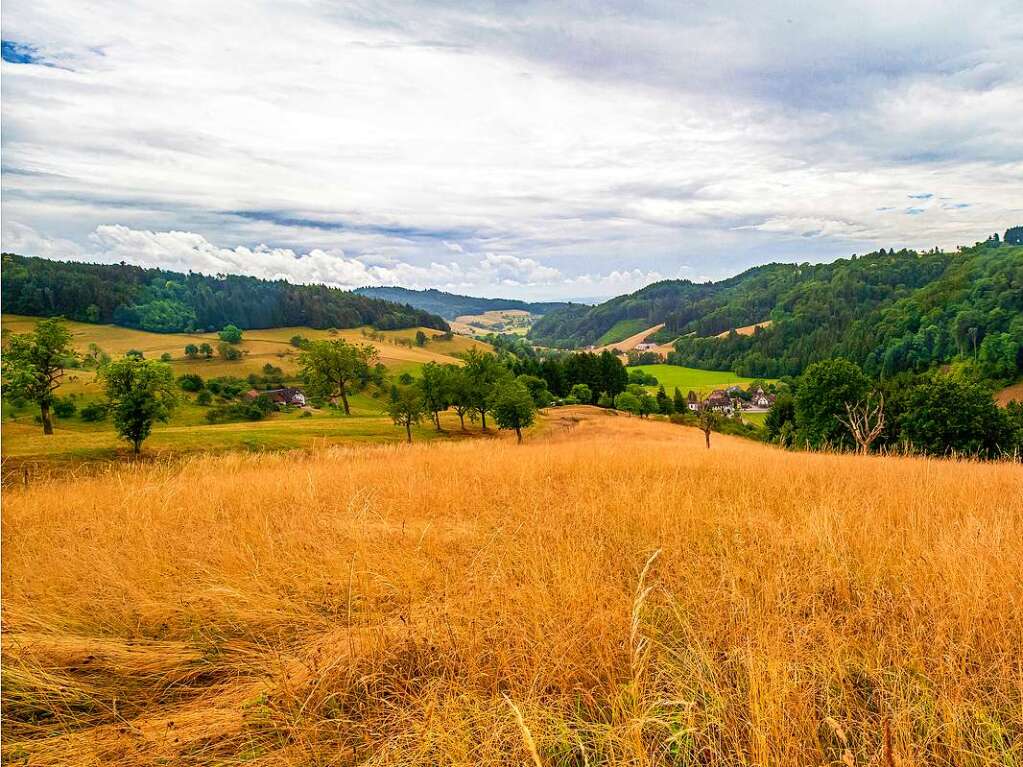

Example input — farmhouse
[748,387,775,410]
[246,387,307,407]
[703,389,734,413]
[634,342,658,351]
[687,390,700,411]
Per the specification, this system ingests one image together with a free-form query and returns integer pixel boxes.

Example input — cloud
[19,224,652,298]
[1,0,1022,298]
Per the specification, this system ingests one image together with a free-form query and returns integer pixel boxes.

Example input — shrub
[205,395,274,424]
[79,401,108,422]
[196,390,213,406]
[177,373,205,392]
[218,324,243,344]
[160,352,173,362]
[52,396,77,418]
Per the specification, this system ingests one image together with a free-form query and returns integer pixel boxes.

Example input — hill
[528,236,1023,380]
[3,407,1020,765]
[355,285,574,320]
[1,254,448,334]
[1,314,490,461]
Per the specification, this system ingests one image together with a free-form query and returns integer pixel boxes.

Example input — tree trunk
[40,401,53,435]
[515,426,522,444]
[481,410,487,431]
[339,383,351,415]
[133,439,142,456]
[434,411,442,431]
[405,422,412,443]
[458,411,466,431]
[704,428,711,449]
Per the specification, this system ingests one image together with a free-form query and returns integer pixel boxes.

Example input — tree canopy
[101,356,178,454]
[2,253,448,333]
[1,317,76,434]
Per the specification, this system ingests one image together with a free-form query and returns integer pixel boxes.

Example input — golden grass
[3,407,1022,766]
[714,320,773,339]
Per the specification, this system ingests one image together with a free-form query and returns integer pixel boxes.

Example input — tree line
[1,253,448,334]
[763,357,1023,459]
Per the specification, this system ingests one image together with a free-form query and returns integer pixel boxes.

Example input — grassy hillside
[528,239,1023,383]
[630,363,768,394]
[3,408,1020,765]
[1,315,491,460]
[595,318,651,346]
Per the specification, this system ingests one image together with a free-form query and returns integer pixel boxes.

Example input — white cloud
[38,224,646,297]
[1,0,1021,298]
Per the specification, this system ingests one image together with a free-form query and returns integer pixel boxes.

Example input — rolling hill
[354,285,575,320]
[1,254,448,334]
[528,236,1023,379]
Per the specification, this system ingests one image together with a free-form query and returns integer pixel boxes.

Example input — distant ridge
[528,235,1023,379]
[1,254,448,333]
[354,285,576,320]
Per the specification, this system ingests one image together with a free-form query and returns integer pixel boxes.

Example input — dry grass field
[2,408,1022,766]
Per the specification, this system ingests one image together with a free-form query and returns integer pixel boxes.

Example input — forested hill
[528,235,1023,380]
[1,254,448,333]
[354,286,574,320]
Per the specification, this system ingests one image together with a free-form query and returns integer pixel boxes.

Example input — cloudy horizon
[3,1,1022,301]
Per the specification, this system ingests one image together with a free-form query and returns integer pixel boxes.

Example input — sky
[2,1,1022,301]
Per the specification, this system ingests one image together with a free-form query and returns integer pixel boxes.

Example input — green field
[631,364,772,395]
[1,315,494,463]
[595,318,650,346]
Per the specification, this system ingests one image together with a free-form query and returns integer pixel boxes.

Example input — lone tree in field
[199,342,214,359]
[101,356,178,455]
[697,399,719,449]
[2,317,77,435]
[838,393,886,453]
[493,382,536,443]
[299,339,379,415]
[386,384,424,443]
[184,343,199,359]
[218,324,243,344]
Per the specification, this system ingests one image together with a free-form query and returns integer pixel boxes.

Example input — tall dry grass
[2,407,1021,766]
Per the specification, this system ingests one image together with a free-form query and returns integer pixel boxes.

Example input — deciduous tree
[493,382,536,443]
[101,356,178,455]
[2,317,76,435]
[299,339,379,415]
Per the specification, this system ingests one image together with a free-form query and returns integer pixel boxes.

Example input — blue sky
[2,1,1022,300]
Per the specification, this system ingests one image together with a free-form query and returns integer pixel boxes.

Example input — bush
[52,396,77,418]
[299,409,313,418]
[218,341,243,361]
[160,352,173,362]
[79,401,109,422]
[218,324,243,344]
[177,373,205,392]
[196,390,213,406]
[206,376,248,399]
[290,335,310,349]
[205,395,274,424]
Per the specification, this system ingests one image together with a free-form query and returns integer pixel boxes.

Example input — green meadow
[630,363,772,395]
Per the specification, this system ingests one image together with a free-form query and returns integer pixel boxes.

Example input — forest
[529,234,1023,381]
[0,254,448,333]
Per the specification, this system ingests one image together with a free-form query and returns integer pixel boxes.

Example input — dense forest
[1,254,448,333]
[529,234,1023,380]
[354,286,573,320]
